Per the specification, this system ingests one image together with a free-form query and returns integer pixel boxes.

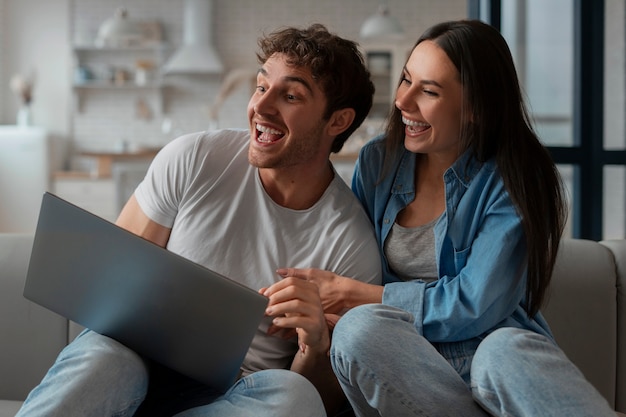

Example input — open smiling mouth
[256,124,285,143]
[402,116,431,134]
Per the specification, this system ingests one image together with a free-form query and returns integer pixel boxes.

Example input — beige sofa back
[542,238,625,412]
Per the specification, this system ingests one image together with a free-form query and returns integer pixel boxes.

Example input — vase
[16,105,32,127]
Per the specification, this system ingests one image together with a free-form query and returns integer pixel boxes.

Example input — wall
[1,0,467,168]
[1,0,71,169]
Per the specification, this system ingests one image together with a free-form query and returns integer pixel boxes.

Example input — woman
[279,20,615,415]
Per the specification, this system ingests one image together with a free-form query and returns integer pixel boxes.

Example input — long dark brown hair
[384,20,567,317]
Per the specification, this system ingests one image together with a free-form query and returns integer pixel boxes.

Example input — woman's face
[395,40,464,163]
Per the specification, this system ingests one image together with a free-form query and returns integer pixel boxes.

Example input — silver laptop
[24,192,268,390]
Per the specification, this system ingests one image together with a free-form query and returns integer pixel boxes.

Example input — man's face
[247,53,331,170]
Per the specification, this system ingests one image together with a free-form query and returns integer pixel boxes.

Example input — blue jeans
[330,304,614,417]
[16,330,325,417]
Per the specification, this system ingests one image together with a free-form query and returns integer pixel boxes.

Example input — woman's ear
[326,108,356,137]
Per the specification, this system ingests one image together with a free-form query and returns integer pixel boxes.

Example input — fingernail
[276,268,288,277]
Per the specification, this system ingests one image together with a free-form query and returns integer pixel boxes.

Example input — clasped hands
[259,268,346,356]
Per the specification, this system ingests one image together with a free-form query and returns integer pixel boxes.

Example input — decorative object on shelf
[135,98,152,121]
[95,7,143,47]
[162,0,223,74]
[16,106,32,127]
[208,68,257,126]
[134,59,156,86]
[10,72,35,127]
[74,65,94,85]
[360,4,404,40]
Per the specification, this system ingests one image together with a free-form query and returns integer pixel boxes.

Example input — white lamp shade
[96,8,143,47]
[360,5,404,39]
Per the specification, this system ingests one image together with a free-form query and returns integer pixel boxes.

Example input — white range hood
[163,0,223,74]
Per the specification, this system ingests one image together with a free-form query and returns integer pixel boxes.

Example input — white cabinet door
[54,177,118,223]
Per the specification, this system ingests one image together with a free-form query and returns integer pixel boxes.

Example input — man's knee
[62,330,149,385]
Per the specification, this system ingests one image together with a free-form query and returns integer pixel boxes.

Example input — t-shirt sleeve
[134,133,198,228]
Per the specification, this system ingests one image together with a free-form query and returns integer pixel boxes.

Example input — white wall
[1,0,71,171]
[1,0,71,136]
[0,0,467,166]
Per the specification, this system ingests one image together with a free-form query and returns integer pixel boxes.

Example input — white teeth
[402,116,429,127]
[256,124,283,135]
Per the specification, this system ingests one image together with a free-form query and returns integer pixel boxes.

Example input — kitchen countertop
[75,148,161,178]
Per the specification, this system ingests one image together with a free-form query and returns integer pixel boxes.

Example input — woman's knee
[472,327,556,382]
[331,303,416,372]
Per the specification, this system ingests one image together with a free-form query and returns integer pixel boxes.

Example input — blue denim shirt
[352,136,553,343]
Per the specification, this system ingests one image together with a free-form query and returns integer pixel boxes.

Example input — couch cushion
[0,234,68,401]
[0,400,23,417]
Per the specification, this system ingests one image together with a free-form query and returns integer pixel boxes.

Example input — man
[16,24,380,417]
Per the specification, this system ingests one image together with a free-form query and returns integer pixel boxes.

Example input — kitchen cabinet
[330,42,411,166]
[72,44,168,113]
[0,126,51,233]
[361,41,412,119]
[54,174,118,223]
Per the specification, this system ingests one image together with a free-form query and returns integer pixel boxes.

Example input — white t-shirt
[134,129,382,375]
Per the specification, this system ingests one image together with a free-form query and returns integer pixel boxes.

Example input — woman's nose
[394,87,415,113]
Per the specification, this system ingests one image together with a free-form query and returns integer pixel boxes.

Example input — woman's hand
[276,268,384,314]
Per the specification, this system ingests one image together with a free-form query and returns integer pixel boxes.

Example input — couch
[0,233,624,416]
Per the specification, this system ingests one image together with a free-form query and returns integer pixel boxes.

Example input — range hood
[162,0,223,74]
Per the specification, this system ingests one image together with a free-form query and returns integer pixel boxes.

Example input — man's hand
[260,275,345,415]
[275,268,349,314]
[260,276,329,354]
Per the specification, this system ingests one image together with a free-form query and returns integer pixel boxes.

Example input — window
[471,0,626,240]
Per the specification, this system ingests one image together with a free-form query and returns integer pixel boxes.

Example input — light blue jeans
[330,304,615,417]
[16,330,325,417]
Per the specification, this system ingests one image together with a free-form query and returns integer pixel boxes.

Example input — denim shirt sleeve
[382,280,426,335]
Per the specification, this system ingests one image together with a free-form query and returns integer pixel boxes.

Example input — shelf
[331,152,359,162]
[78,148,160,178]
[73,80,164,89]
[73,43,168,53]
[72,43,167,114]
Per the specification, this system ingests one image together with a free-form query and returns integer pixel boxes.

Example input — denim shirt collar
[446,150,482,188]
[391,149,483,196]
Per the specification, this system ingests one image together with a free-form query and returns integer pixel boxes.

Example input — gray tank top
[384,216,439,282]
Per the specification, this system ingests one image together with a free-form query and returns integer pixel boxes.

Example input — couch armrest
[600,239,626,413]
[0,234,68,401]
[542,238,617,408]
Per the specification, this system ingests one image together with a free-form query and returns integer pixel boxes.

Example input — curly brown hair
[256,24,375,153]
